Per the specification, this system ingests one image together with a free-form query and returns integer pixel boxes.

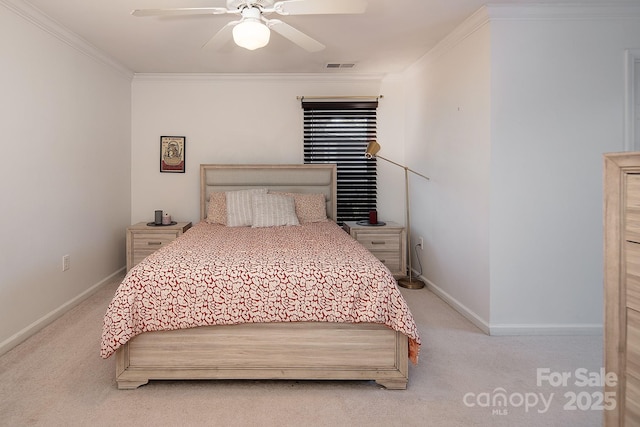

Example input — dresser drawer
[626,371,640,426]
[626,174,640,243]
[627,241,640,312]
[628,308,640,383]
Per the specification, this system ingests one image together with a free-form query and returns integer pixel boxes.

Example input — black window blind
[302,100,378,224]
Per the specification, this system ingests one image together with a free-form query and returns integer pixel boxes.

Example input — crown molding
[1,0,133,80]
[132,72,386,83]
[487,2,640,21]
[405,2,640,75]
[405,5,491,75]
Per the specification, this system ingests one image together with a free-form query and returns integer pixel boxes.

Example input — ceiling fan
[131,0,368,52]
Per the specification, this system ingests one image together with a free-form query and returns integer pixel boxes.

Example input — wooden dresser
[126,221,192,271]
[343,220,406,278]
[604,152,640,426]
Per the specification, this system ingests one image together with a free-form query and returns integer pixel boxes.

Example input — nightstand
[343,221,406,278]
[126,221,192,271]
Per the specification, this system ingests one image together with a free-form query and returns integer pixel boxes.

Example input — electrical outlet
[62,255,70,271]
[418,237,424,250]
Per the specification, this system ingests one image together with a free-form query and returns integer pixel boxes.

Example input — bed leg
[375,379,408,390]
[117,380,149,390]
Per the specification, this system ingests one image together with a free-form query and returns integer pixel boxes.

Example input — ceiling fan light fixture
[232,6,271,51]
[233,19,270,50]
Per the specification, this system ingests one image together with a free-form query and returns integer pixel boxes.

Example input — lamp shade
[233,19,270,50]
[365,140,381,159]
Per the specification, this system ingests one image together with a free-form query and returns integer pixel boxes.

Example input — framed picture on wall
[160,136,185,173]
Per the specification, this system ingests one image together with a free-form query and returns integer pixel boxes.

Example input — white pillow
[251,193,299,228]
[225,188,267,227]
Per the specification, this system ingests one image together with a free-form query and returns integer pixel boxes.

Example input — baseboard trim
[417,272,603,336]
[489,323,603,336]
[419,273,491,334]
[0,267,125,357]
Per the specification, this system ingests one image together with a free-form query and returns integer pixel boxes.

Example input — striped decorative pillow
[225,188,267,227]
[251,193,299,228]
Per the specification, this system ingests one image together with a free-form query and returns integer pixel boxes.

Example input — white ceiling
[19,0,606,74]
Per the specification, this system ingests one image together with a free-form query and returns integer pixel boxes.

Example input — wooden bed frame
[115,164,409,390]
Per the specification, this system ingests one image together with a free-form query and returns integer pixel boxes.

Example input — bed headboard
[200,164,338,222]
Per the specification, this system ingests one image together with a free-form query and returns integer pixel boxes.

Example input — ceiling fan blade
[273,0,367,15]
[202,20,240,49]
[131,8,230,17]
[267,20,325,52]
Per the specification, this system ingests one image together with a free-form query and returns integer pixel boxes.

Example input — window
[302,100,378,224]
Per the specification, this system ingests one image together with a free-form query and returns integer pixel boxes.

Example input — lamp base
[397,277,425,289]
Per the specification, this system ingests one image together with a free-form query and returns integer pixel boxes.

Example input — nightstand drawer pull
[147,241,163,246]
[371,241,386,245]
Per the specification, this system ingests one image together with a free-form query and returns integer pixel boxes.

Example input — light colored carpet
[0,273,603,426]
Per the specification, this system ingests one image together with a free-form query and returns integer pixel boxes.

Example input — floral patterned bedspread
[101,221,421,362]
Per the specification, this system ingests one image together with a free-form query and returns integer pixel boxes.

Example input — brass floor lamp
[365,140,429,289]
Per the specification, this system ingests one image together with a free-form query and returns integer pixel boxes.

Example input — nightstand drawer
[132,250,156,268]
[132,233,179,266]
[342,221,406,278]
[358,234,401,251]
[126,222,192,271]
[133,232,180,249]
[373,251,400,273]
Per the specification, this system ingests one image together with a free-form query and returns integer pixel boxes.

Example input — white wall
[376,76,410,225]
[398,11,492,327]
[0,1,132,352]
[131,74,405,224]
[488,6,640,332]
[399,4,640,334]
